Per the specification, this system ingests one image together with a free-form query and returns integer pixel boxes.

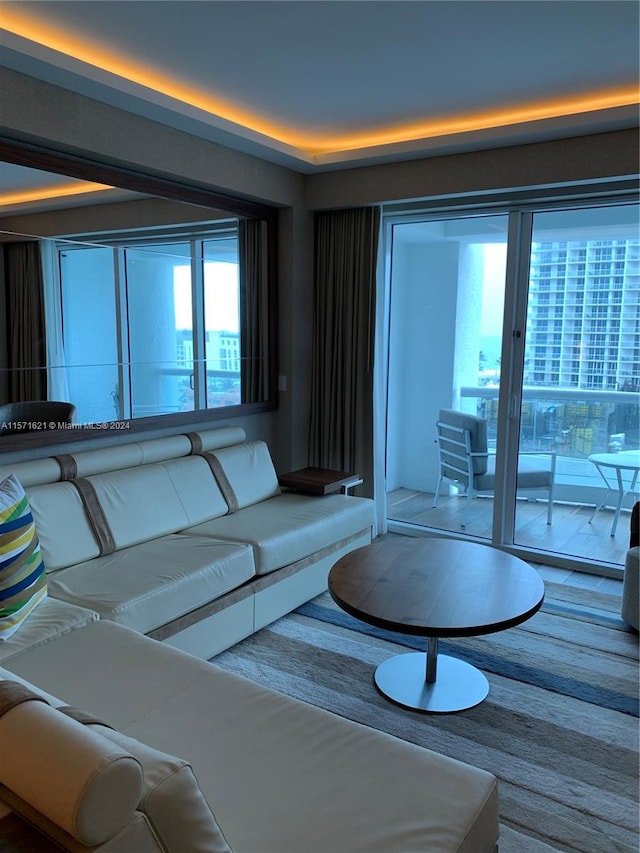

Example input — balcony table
[588,450,640,537]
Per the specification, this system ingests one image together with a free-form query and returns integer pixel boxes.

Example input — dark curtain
[309,207,380,497]
[239,218,269,404]
[3,241,47,402]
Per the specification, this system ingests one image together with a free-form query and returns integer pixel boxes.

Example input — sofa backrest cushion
[160,457,229,526]
[72,434,193,478]
[88,456,229,549]
[23,453,230,567]
[0,428,248,491]
[0,457,63,489]
[27,482,100,571]
[208,440,280,510]
[0,476,48,641]
[191,426,247,454]
[89,465,191,549]
[0,680,143,846]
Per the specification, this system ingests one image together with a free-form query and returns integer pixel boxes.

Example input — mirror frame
[0,138,279,453]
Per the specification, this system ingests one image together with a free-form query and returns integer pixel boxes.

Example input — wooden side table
[278,467,363,496]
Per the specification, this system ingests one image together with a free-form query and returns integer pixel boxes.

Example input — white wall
[386,239,459,492]
[453,243,486,412]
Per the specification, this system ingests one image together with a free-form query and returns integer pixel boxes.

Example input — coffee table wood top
[329,536,544,638]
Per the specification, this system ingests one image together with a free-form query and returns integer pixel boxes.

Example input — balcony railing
[460,385,639,503]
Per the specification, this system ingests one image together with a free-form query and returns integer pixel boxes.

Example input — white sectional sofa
[0,621,499,853]
[0,426,375,662]
[0,426,500,852]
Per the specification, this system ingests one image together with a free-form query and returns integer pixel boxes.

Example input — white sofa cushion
[71,434,193,478]
[47,535,255,633]
[208,440,280,510]
[89,465,191,548]
[0,666,65,706]
[72,443,145,478]
[0,457,63,488]
[28,481,100,570]
[0,597,98,664]
[160,456,229,525]
[185,492,375,575]
[0,680,143,846]
[191,426,246,453]
[89,456,228,549]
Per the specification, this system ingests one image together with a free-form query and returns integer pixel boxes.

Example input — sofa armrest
[0,789,161,853]
[0,683,143,847]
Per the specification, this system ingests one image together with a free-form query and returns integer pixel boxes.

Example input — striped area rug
[213,580,639,853]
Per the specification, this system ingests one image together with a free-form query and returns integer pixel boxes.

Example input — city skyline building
[526,237,640,392]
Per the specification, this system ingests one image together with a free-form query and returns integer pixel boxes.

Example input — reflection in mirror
[0,157,275,441]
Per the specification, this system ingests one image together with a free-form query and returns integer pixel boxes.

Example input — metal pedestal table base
[374,638,489,713]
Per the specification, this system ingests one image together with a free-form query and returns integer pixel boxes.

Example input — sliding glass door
[384,198,639,572]
[386,213,509,540]
[513,204,639,565]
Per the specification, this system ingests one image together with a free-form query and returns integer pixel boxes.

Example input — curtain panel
[239,218,269,404]
[309,207,380,497]
[3,241,47,402]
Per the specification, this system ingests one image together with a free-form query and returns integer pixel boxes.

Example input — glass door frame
[380,182,639,577]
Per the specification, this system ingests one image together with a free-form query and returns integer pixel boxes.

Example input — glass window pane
[386,214,509,539]
[203,237,240,408]
[60,246,119,423]
[126,243,194,417]
[516,202,640,563]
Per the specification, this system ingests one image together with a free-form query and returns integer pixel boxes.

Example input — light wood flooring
[387,489,630,584]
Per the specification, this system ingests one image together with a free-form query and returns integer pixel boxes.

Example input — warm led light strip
[330,90,640,153]
[0,182,114,207]
[2,8,639,156]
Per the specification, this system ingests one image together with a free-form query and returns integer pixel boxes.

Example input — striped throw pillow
[0,474,47,641]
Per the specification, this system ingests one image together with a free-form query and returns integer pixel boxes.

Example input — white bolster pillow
[0,692,143,846]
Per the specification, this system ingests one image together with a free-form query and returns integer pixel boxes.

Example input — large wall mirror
[0,140,278,451]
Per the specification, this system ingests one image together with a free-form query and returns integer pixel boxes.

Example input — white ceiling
[1,0,639,178]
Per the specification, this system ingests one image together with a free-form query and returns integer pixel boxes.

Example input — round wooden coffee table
[328,536,544,713]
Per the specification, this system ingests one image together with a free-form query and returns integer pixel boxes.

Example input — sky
[481,242,507,337]
[173,261,239,331]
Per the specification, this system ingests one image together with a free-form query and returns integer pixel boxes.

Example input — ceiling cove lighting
[0,182,114,207]
[2,9,639,157]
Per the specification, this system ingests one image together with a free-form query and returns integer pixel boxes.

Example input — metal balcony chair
[433,408,556,527]
[0,401,76,435]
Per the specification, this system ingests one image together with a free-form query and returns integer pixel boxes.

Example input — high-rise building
[526,238,640,391]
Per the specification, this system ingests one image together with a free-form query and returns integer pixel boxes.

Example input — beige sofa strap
[0,682,48,718]
[71,479,117,556]
[53,454,78,481]
[0,684,113,731]
[201,453,239,512]
[58,706,113,729]
[186,432,204,454]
